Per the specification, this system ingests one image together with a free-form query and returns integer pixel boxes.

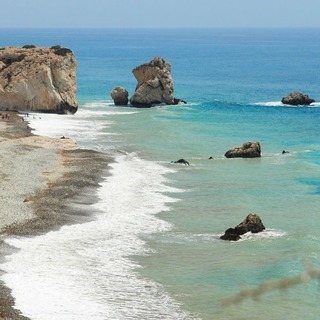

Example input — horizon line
[1,26,320,30]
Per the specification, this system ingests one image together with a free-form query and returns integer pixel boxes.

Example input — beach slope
[0,113,110,319]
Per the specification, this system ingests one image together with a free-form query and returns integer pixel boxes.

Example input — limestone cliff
[130,57,174,107]
[0,45,78,114]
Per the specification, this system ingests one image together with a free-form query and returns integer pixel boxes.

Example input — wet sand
[0,112,111,319]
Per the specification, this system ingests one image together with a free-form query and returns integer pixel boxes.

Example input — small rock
[110,86,129,106]
[220,213,266,241]
[171,159,190,165]
[54,47,73,56]
[225,141,261,158]
[281,91,315,106]
[22,45,36,49]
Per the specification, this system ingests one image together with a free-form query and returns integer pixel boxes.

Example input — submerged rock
[171,159,190,165]
[130,57,175,107]
[0,46,78,114]
[220,213,266,241]
[225,141,261,158]
[111,86,129,106]
[281,91,315,106]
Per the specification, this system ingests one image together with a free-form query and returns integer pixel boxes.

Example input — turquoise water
[1,28,320,319]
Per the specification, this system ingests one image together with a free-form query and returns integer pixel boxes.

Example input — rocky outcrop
[220,213,265,241]
[110,86,129,106]
[130,57,175,107]
[225,141,261,158]
[0,45,78,114]
[281,91,315,106]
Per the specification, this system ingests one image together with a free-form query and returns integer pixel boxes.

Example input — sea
[1,28,320,320]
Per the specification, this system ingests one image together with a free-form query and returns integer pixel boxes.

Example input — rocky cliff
[0,45,78,114]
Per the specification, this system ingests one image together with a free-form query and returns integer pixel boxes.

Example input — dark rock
[173,98,187,105]
[225,141,261,158]
[220,228,241,241]
[54,47,73,56]
[171,159,190,165]
[110,86,129,106]
[22,45,36,49]
[1,53,26,66]
[50,45,62,50]
[220,213,266,241]
[58,101,78,115]
[281,91,315,106]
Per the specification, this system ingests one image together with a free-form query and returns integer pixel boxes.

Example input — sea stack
[130,57,175,107]
[0,45,78,114]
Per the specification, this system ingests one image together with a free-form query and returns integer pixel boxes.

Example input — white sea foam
[254,101,284,107]
[82,101,139,115]
[1,111,194,319]
[240,229,287,241]
[25,112,109,143]
[1,152,194,320]
[24,108,130,152]
[255,101,320,108]
[25,106,137,143]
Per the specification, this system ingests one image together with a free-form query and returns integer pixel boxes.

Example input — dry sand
[0,112,111,319]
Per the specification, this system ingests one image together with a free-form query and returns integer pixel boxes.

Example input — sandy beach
[0,112,111,319]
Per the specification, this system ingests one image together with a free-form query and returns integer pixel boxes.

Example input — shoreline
[0,112,112,319]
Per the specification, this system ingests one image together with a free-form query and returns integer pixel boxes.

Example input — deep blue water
[1,28,320,320]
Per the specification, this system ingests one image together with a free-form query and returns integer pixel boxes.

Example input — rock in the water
[130,57,175,107]
[220,213,265,241]
[225,141,261,158]
[0,46,78,114]
[281,91,315,106]
[171,159,190,165]
[110,86,129,106]
[173,98,187,105]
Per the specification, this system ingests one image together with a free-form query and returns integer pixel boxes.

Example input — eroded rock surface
[225,141,261,158]
[281,91,315,106]
[0,46,78,114]
[130,57,174,107]
[220,213,266,241]
[110,86,129,106]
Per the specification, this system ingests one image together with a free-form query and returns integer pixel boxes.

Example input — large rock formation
[220,213,266,241]
[0,45,78,114]
[281,91,315,106]
[225,141,261,158]
[110,86,129,106]
[130,57,175,107]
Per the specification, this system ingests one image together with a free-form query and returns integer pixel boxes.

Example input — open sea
[1,28,320,319]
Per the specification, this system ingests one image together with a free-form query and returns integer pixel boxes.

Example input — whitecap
[240,229,287,241]
[1,153,194,320]
[254,101,284,107]
[255,101,320,108]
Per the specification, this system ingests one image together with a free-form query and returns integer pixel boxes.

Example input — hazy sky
[2,0,320,28]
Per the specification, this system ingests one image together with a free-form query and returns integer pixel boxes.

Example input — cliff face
[0,46,78,114]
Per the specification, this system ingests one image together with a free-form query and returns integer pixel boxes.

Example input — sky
[1,0,320,29]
